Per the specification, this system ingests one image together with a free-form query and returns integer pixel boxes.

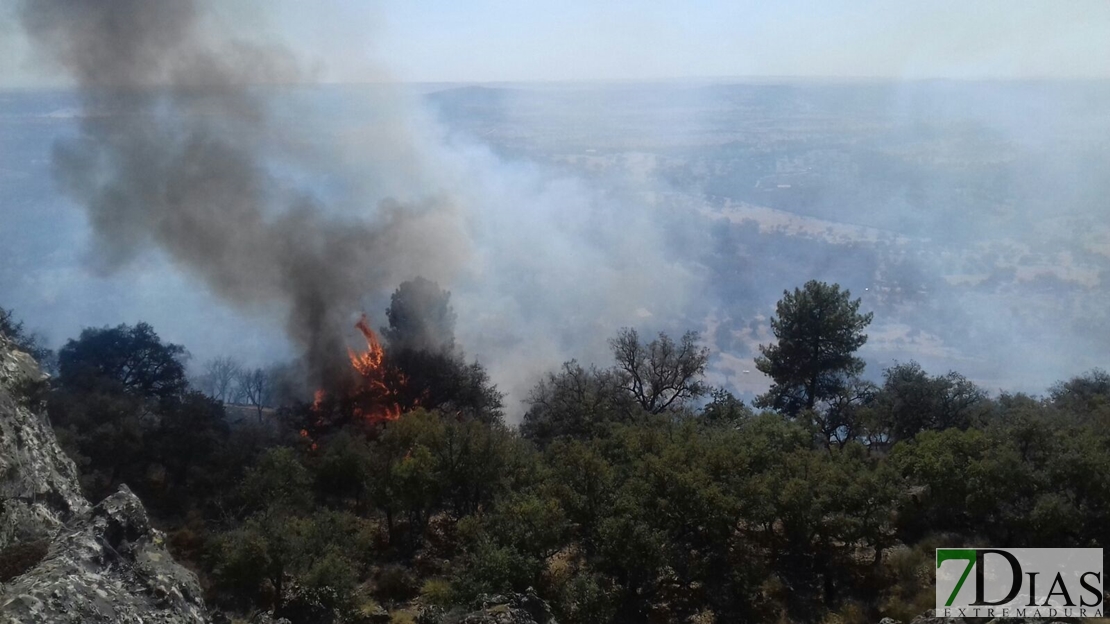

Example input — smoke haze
[15,0,699,408]
[7,1,1109,417]
[18,0,470,387]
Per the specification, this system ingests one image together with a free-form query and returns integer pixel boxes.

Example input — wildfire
[350,314,406,422]
[350,315,387,382]
[309,314,410,430]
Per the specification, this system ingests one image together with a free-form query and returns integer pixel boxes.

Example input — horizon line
[3,74,1110,93]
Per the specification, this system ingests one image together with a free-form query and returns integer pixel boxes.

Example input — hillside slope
[0,334,210,623]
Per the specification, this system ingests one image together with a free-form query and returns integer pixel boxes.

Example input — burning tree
[300,314,423,440]
[348,314,412,423]
[298,281,504,440]
[381,278,503,423]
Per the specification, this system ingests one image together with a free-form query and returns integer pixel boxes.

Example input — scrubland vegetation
[3,279,1108,624]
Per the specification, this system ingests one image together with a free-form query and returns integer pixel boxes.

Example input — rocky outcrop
[0,485,209,623]
[0,334,210,623]
[457,590,555,624]
[410,591,555,624]
[0,337,87,550]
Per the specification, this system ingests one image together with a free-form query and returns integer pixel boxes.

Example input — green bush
[555,571,620,624]
[418,578,453,607]
[303,551,358,598]
[375,564,420,604]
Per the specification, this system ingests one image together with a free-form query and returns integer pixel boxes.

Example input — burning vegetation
[303,315,413,440]
[299,279,501,443]
[8,278,1110,624]
[350,314,411,423]
[311,314,415,430]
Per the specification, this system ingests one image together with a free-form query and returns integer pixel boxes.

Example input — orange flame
[350,316,387,383]
[307,315,411,433]
[349,315,406,423]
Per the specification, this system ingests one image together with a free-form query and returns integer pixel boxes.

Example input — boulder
[457,589,556,624]
[0,335,210,623]
[0,337,87,550]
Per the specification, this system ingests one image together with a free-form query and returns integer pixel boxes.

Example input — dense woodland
[2,279,1109,624]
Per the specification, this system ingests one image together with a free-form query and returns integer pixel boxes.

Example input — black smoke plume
[19,0,466,389]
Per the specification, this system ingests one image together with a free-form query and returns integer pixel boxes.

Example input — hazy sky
[2,0,1109,87]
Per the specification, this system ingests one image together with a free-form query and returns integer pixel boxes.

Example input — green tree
[212,447,323,609]
[151,389,229,499]
[1049,369,1110,420]
[869,362,985,442]
[57,322,188,403]
[817,377,877,448]
[389,348,505,423]
[237,447,313,516]
[377,279,504,422]
[453,490,571,598]
[382,276,457,355]
[48,322,206,502]
[544,439,617,557]
[755,281,873,417]
[522,361,634,446]
[890,428,1033,542]
[829,444,903,568]
[49,388,148,500]
[699,388,755,428]
[359,409,526,550]
[609,328,710,414]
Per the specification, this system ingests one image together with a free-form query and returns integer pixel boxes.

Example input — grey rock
[459,589,555,624]
[249,613,292,624]
[0,336,210,623]
[0,335,88,550]
[415,605,445,624]
[368,604,392,623]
